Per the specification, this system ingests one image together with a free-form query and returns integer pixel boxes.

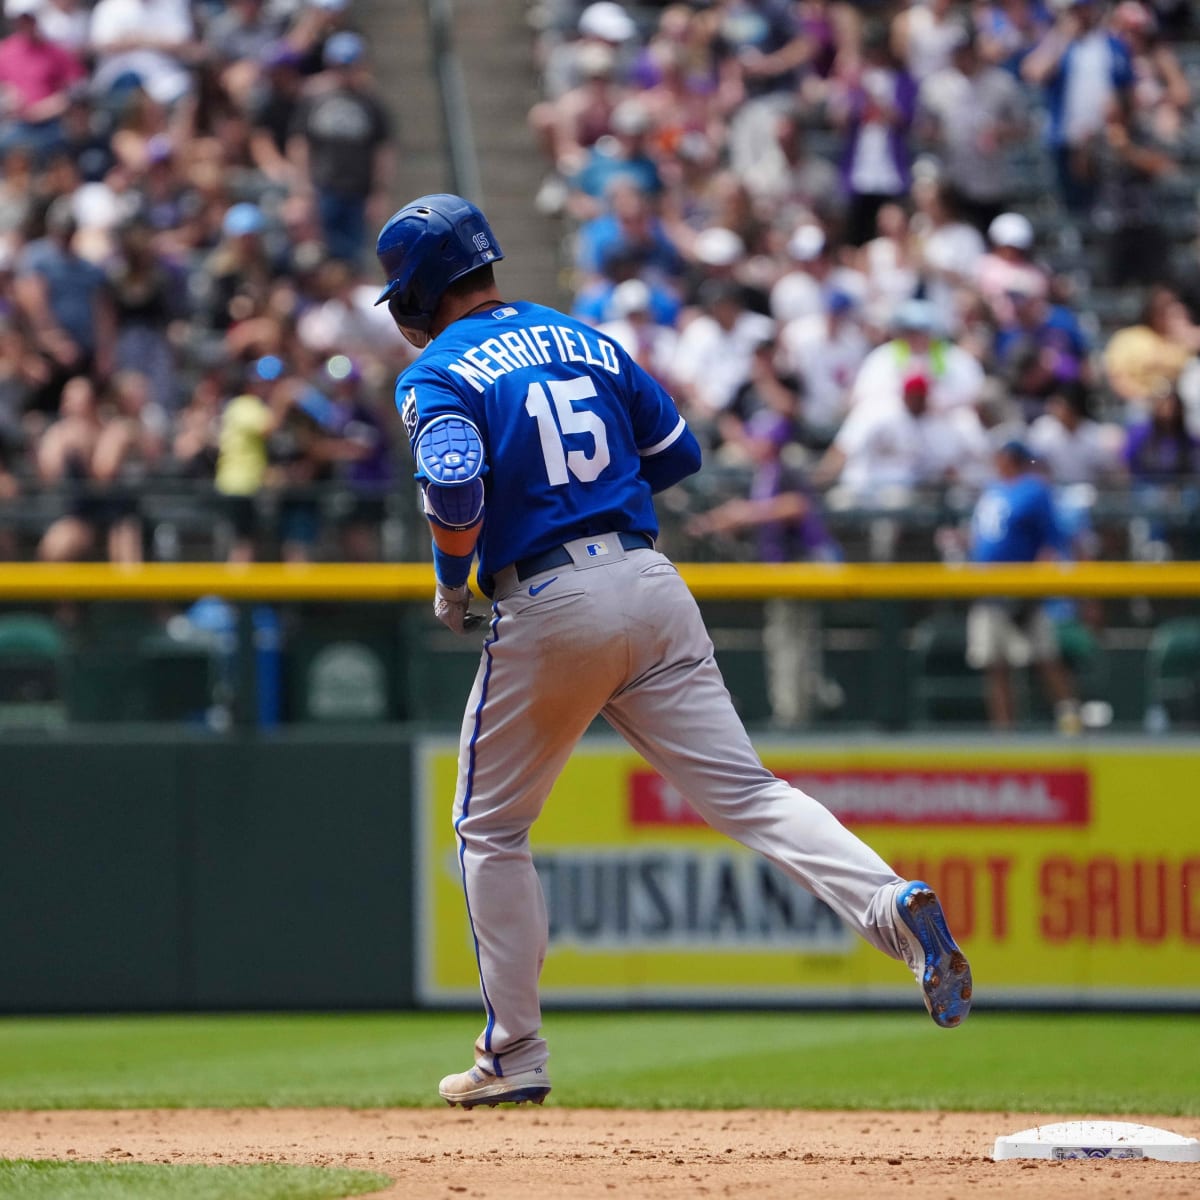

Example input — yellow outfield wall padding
[0,561,1198,602]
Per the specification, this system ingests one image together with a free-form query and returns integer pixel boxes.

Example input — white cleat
[438,1064,551,1109]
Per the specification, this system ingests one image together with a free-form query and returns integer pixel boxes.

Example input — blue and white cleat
[439,1064,551,1109]
[895,881,973,1028]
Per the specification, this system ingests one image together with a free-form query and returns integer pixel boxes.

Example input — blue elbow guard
[415,415,485,485]
[416,415,486,530]
[423,477,485,530]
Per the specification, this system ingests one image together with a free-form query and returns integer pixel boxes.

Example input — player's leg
[602,559,900,951]
[601,558,971,1023]
[441,580,625,1102]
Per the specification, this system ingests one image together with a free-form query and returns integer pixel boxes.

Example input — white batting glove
[433,581,483,634]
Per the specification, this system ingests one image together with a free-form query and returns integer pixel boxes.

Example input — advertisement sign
[416,741,1200,1006]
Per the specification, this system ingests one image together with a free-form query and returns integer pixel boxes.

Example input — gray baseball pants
[451,534,906,1077]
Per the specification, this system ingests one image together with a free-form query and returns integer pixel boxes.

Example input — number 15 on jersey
[525,377,611,485]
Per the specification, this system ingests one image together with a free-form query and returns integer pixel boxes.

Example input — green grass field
[0,1010,1196,1115]
[0,1162,390,1200]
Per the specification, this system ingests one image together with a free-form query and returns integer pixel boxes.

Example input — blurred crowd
[530,0,1200,571]
[0,0,413,564]
[2,0,1200,578]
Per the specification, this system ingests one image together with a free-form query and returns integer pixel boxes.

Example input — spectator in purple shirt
[830,21,917,246]
[1123,383,1199,557]
[1125,382,1198,482]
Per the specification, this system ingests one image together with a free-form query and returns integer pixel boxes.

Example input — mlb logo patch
[585,542,609,558]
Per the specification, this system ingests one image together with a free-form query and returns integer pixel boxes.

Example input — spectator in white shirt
[769,222,867,324]
[861,201,921,331]
[893,0,963,82]
[671,277,775,428]
[780,289,870,441]
[1027,381,1126,580]
[1022,0,1134,214]
[815,368,991,506]
[89,0,197,108]
[917,24,1028,232]
[597,277,679,392]
[915,178,987,333]
[736,103,840,229]
[1027,380,1127,484]
[769,222,826,324]
[849,297,985,419]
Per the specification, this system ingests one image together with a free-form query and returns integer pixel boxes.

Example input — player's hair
[443,263,496,303]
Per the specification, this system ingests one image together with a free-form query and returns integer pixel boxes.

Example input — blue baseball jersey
[970,473,1067,563]
[395,300,691,592]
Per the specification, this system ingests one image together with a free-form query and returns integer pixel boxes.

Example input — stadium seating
[1143,616,1200,727]
[0,613,68,728]
[907,611,989,728]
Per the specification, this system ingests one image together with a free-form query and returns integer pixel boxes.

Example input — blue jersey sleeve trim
[638,416,686,457]
[638,423,702,492]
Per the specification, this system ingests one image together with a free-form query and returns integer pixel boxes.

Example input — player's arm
[624,354,702,492]
[638,415,702,493]
[413,413,487,632]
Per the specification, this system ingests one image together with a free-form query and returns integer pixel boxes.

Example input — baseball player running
[375,194,972,1110]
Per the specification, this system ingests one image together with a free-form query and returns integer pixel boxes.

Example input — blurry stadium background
[0,0,1197,1015]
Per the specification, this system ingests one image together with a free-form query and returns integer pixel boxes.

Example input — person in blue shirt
[1021,0,1134,213]
[993,283,1091,420]
[14,195,115,415]
[375,193,972,1110]
[966,439,1082,731]
[573,177,684,285]
[565,98,664,221]
[570,246,682,329]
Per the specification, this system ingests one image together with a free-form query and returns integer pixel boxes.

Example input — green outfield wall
[0,732,419,1012]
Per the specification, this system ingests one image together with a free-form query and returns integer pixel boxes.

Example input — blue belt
[513,531,654,582]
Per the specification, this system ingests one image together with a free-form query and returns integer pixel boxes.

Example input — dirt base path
[0,1108,1197,1199]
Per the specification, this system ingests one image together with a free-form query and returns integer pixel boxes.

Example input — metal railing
[427,0,482,203]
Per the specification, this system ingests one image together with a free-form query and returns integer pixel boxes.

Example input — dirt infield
[1,1108,1197,1198]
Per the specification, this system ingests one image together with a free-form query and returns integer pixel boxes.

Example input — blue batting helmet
[373,194,503,331]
